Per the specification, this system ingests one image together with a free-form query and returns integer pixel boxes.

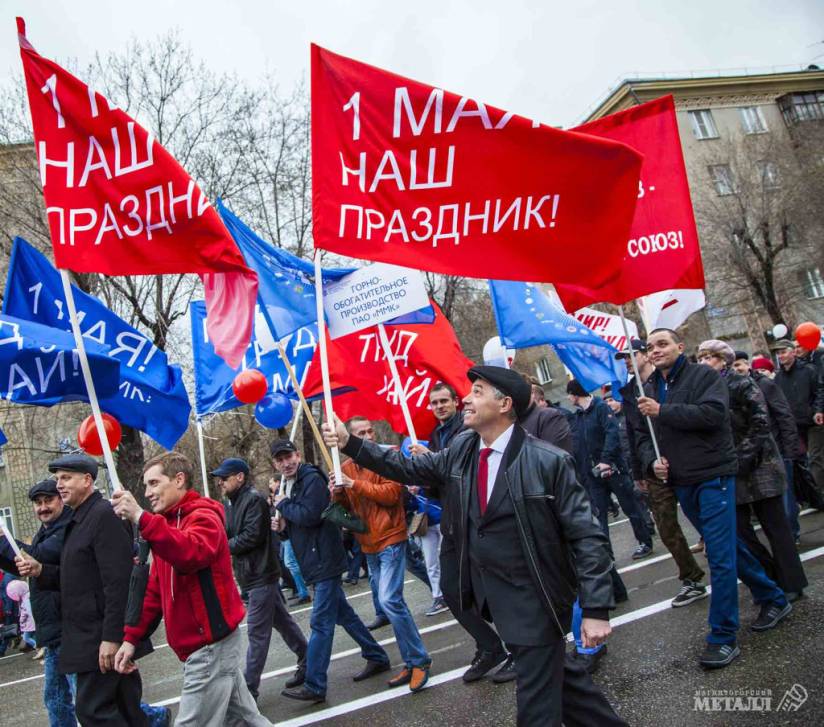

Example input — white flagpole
[618,304,663,466]
[59,270,122,491]
[196,418,211,498]
[312,251,343,482]
[377,323,418,445]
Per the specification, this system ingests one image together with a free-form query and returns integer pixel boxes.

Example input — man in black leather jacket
[215,458,308,700]
[324,365,624,727]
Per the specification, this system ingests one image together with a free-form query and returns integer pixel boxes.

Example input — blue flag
[190,301,317,417]
[0,427,6,447]
[216,201,354,340]
[3,238,191,449]
[216,202,436,334]
[489,280,627,394]
[0,315,120,405]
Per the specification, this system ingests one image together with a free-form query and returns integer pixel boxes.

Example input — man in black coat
[774,339,824,451]
[324,366,625,727]
[271,441,390,703]
[16,454,147,726]
[0,479,74,725]
[215,457,308,699]
[411,382,512,684]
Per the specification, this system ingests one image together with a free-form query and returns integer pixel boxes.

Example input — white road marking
[272,544,824,726]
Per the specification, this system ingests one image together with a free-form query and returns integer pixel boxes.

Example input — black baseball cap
[210,458,249,478]
[270,439,298,458]
[47,453,98,480]
[467,365,531,419]
[734,350,749,362]
[614,339,647,359]
[28,479,60,500]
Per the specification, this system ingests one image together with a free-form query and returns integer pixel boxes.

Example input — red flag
[16,18,257,368]
[311,45,642,288]
[304,304,473,435]
[554,96,705,311]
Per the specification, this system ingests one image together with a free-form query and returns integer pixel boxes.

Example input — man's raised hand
[321,415,349,449]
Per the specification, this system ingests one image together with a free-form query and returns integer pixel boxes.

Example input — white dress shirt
[480,424,514,506]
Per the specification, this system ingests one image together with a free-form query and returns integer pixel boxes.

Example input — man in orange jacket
[333,416,432,692]
[111,451,271,726]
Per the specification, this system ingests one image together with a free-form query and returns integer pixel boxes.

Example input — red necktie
[478,448,493,515]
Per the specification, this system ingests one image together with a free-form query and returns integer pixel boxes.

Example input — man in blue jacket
[271,440,390,704]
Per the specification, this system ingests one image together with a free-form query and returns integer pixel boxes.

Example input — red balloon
[77,413,122,456]
[232,369,268,404]
[795,321,821,351]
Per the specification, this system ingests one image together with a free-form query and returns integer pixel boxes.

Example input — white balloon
[483,336,516,369]
[772,323,788,339]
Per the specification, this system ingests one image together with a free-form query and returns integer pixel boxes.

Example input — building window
[0,507,12,538]
[709,164,736,196]
[535,357,553,385]
[757,160,780,189]
[801,267,824,299]
[778,91,824,125]
[688,109,719,139]
[739,106,768,134]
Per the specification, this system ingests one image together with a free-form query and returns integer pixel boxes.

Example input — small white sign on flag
[323,263,430,340]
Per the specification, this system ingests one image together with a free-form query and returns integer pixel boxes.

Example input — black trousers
[509,640,627,727]
[440,549,504,656]
[737,496,808,594]
[75,669,147,726]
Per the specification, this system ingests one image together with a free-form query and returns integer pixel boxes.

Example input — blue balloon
[254,394,293,429]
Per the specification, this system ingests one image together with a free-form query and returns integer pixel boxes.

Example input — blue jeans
[675,476,787,645]
[282,540,309,599]
[347,539,365,580]
[366,542,430,669]
[44,646,75,727]
[591,474,652,547]
[304,577,389,696]
[783,459,801,540]
[572,599,603,656]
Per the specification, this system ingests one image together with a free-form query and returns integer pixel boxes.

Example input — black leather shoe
[353,659,391,682]
[366,615,390,631]
[462,650,507,683]
[574,644,607,674]
[281,686,325,703]
[284,665,306,689]
[491,654,516,683]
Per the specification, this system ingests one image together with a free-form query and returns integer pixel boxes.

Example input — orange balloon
[77,413,122,456]
[232,369,268,404]
[794,321,821,351]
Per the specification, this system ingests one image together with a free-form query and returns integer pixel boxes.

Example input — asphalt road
[2,507,822,726]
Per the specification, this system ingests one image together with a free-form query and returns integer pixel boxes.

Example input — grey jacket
[342,424,614,636]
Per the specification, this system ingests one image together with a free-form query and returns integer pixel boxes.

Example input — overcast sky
[2,0,823,126]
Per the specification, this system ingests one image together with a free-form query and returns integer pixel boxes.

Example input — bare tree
[693,130,823,347]
[0,32,312,493]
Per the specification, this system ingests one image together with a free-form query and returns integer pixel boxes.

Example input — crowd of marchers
[1,330,822,727]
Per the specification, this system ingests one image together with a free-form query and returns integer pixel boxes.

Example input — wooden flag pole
[196,418,211,499]
[377,323,418,446]
[59,270,122,491]
[276,342,333,470]
[312,251,343,482]
[618,305,663,467]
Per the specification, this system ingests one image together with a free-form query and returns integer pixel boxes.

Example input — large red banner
[555,95,705,311]
[17,18,257,368]
[304,304,473,435]
[312,45,642,288]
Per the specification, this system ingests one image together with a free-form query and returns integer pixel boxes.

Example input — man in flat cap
[323,366,625,726]
[15,454,148,726]
[0,478,74,722]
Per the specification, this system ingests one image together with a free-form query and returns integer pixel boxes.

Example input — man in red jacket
[112,452,271,726]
